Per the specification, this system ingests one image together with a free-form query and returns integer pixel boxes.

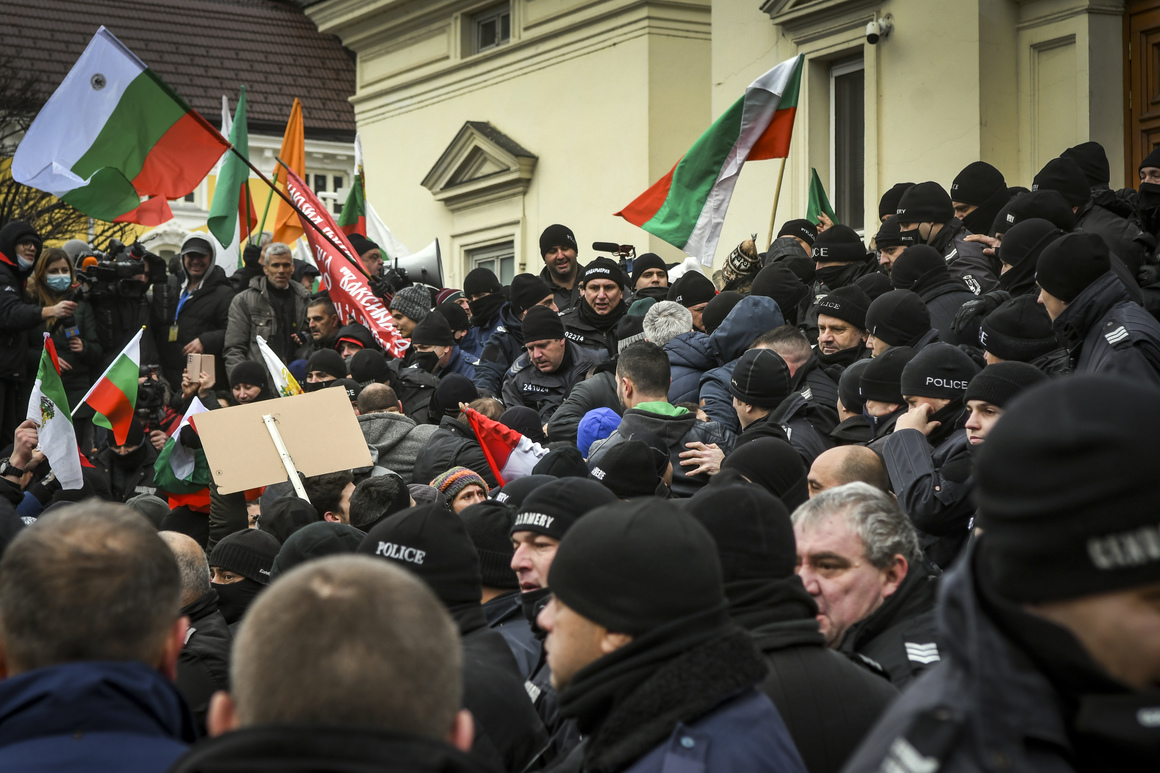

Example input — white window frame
[829,57,865,234]
[469,240,516,285]
[472,3,511,55]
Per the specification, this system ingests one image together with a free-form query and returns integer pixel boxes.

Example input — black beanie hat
[1139,146,1160,173]
[500,406,547,445]
[308,349,347,379]
[357,504,482,605]
[510,273,552,316]
[410,311,456,347]
[817,285,871,330]
[335,324,375,353]
[855,272,893,301]
[838,358,872,413]
[873,215,917,250]
[900,342,980,400]
[580,257,626,288]
[1061,141,1110,188]
[701,290,743,334]
[492,474,555,508]
[531,446,589,479]
[896,181,954,223]
[777,218,818,246]
[589,440,663,499]
[539,224,578,257]
[865,290,930,347]
[270,521,363,579]
[996,218,1063,269]
[686,483,796,581]
[463,266,502,297]
[730,348,791,408]
[879,183,915,220]
[717,437,809,511]
[521,305,566,343]
[976,376,1160,602]
[666,271,716,307]
[549,500,726,635]
[1032,157,1090,207]
[630,253,668,286]
[811,225,866,263]
[1035,232,1110,303]
[889,245,948,291]
[330,378,363,403]
[260,497,322,544]
[436,300,470,332]
[963,362,1048,408]
[859,346,917,404]
[511,478,618,540]
[458,500,518,590]
[430,373,478,419]
[991,190,1076,235]
[750,264,809,317]
[229,360,268,389]
[950,161,1006,206]
[349,348,390,385]
[124,418,146,449]
[209,528,281,585]
[979,295,1059,362]
[346,233,380,257]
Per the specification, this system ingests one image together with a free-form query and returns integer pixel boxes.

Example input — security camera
[866,16,893,45]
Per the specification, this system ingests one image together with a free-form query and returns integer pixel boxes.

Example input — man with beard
[814,285,871,378]
[539,224,583,312]
[872,216,913,275]
[882,343,981,569]
[302,296,342,356]
[628,252,669,303]
[560,258,628,357]
[895,181,998,294]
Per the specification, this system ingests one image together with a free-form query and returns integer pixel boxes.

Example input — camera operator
[0,221,63,443]
[80,239,165,372]
[153,235,234,392]
[136,365,182,451]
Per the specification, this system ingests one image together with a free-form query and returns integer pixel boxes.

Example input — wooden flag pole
[766,157,787,250]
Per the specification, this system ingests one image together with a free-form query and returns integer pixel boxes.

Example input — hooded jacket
[1053,271,1160,387]
[224,275,310,374]
[664,331,717,405]
[0,222,44,383]
[500,340,605,424]
[588,402,735,497]
[0,661,196,773]
[928,218,998,295]
[358,411,439,484]
[698,296,785,432]
[412,416,498,489]
[474,304,525,397]
[155,263,235,388]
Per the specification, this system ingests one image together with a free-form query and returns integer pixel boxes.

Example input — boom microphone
[592,242,621,253]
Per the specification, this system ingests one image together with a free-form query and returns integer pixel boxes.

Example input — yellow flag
[272,98,305,246]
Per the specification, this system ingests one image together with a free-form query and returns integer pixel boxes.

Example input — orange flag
[271,98,305,245]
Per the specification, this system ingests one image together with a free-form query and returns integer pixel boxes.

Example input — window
[830,59,865,231]
[469,241,515,284]
[472,4,511,55]
[183,192,196,204]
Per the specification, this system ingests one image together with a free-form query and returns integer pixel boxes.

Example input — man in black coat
[154,235,236,390]
[167,556,488,773]
[160,531,231,736]
[889,245,979,346]
[895,181,998,294]
[559,258,629,357]
[357,506,547,773]
[792,482,941,688]
[687,484,897,773]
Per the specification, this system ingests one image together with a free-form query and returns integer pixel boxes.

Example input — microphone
[592,242,621,253]
[80,255,99,270]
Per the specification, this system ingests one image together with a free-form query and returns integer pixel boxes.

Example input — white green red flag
[464,407,548,487]
[26,335,83,490]
[284,168,410,358]
[616,54,803,266]
[207,87,256,274]
[338,134,413,262]
[79,328,141,445]
[153,397,211,494]
[256,335,303,397]
[12,27,228,226]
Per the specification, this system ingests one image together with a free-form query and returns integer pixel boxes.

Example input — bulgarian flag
[12,27,229,226]
[616,54,803,266]
[464,407,549,487]
[26,335,84,490]
[153,397,211,494]
[207,87,257,274]
[79,328,142,445]
[338,134,367,237]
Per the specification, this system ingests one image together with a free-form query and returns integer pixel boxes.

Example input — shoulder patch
[1105,322,1130,347]
[800,386,813,401]
[883,707,964,773]
[905,641,941,665]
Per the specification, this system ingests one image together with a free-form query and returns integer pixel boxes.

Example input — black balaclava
[213,579,265,625]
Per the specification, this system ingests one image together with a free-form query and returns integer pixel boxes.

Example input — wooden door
[1125,2,1160,182]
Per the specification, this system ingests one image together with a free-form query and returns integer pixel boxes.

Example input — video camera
[135,364,168,434]
[74,239,165,300]
[592,241,637,276]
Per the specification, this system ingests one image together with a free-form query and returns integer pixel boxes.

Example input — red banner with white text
[284,169,409,358]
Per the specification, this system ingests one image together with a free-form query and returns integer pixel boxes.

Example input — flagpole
[227,146,374,282]
[766,158,787,250]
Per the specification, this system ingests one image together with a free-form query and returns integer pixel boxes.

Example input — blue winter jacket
[0,660,197,773]
[664,331,716,405]
[698,296,785,432]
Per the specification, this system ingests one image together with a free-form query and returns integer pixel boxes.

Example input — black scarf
[520,586,552,640]
[816,345,864,377]
[926,399,967,447]
[724,576,818,631]
[213,579,265,625]
[975,547,1160,770]
[997,251,1040,297]
[1137,183,1160,237]
[468,293,505,327]
[814,261,873,292]
[577,296,626,333]
[632,286,670,304]
[961,186,1011,236]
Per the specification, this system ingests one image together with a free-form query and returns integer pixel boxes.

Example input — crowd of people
[0,138,1159,771]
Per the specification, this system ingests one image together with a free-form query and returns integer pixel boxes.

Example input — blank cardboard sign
[194,387,371,494]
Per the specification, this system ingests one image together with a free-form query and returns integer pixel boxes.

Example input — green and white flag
[26,334,83,490]
[153,397,211,494]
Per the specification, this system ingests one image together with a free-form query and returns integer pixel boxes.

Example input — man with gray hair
[0,503,197,772]
[160,531,232,735]
[792,482,941,687]
[224,240,310,372]
[642,300,692,348]
[168,556,479,772]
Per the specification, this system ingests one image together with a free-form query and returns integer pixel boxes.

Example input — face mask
[303,380,328,393]
[1138,184,1160,233]
[898,227,923,246]
[468,292,505,323]
[16,256,34,271]
[213,579,265,625]
[45,275,71,292]
[413,351,441,374]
